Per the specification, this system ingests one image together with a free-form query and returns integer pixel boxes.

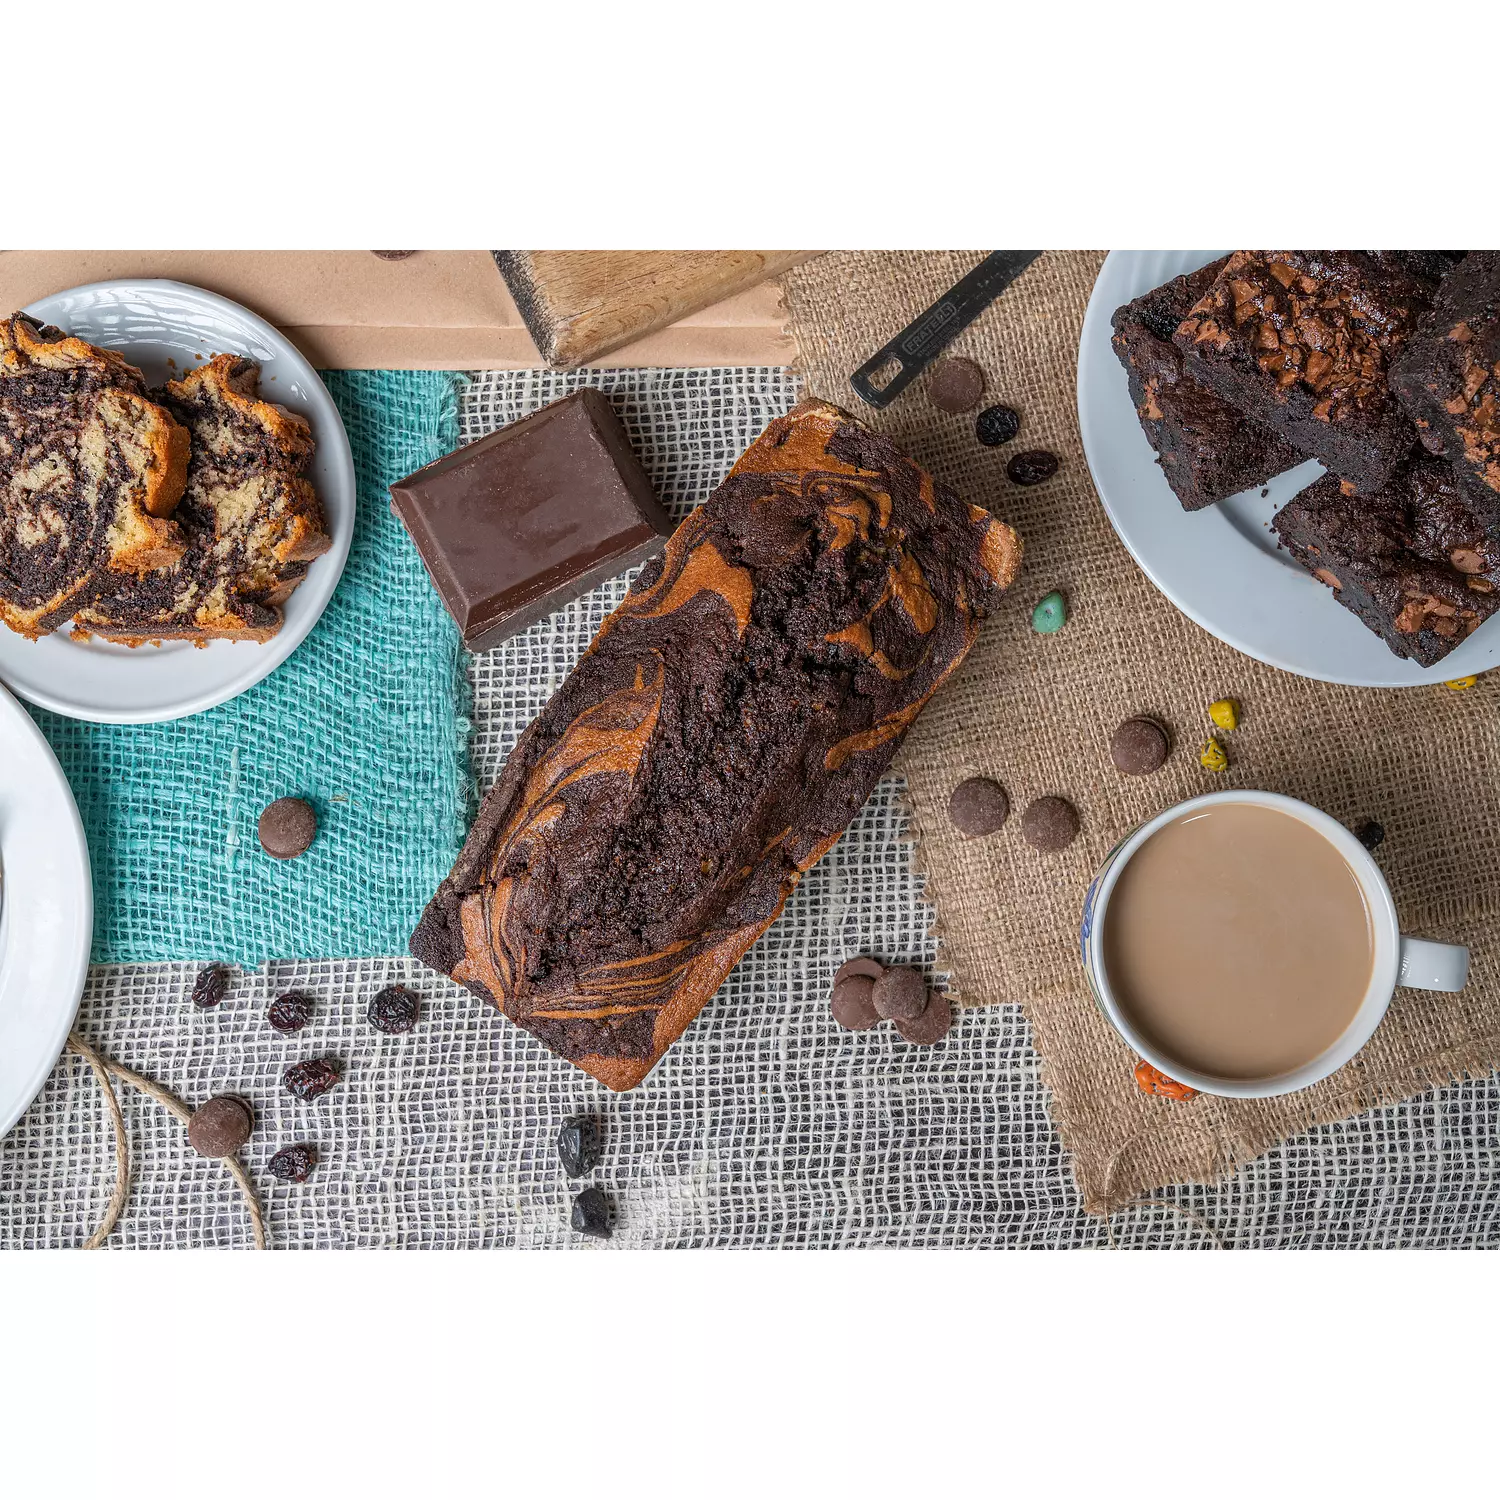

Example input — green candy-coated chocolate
[1031,590,1067,634]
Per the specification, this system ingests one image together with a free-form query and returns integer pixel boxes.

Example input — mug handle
[1399,935,1470,992]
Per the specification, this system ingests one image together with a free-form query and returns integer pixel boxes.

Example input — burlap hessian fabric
[782,251,1500,1215]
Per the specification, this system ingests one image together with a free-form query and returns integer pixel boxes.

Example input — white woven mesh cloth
[4,366,1499,1249]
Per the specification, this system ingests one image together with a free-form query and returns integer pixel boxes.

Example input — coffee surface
[1102,803,1374,1079]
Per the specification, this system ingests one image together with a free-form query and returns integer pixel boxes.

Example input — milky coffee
[1102,803,1374,1080]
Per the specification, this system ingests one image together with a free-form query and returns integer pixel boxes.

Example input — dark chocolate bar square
[390,388,673,650]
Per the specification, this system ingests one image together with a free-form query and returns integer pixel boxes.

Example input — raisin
[267,991,312,1033]
[1006,450,1060,485]
[1356,820,1385,851]
[268,1143,319,1183]
[975,404,1021,447]
[557,1116,602,1178]
[283,1057,341,1102]
[368,984,420,1034]
[190,965,231,1010]
[570,1187,612,1240]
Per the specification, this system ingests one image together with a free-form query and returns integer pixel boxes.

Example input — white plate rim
[1076,250,1500,688]
[4,278,356,723]
[0,682,92,1139]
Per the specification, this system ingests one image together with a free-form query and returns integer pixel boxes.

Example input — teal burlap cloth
[31,370,474,966]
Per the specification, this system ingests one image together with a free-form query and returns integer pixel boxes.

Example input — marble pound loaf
[412,398,1022,1089]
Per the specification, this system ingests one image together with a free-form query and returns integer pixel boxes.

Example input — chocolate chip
[368,984,419,1034]
[948,776,1010,836]
[186,1095,254,1158]
[835,956,885,985]
[1007,450,1060,485]
[895,990,953,1046]
[258,797,317,860]
[371,250,416,260]
[926,357,986,414]
[571,1186,612,1239]
[190,964,231,1010]
[1022,795,1079,852]
[1110,717,1170,776]
[268,1143,319,1183]
[267,991,312,1033]
[1356,820,1386,851]
[975,404,1021,447]
[872,966,928,1021]
[283,1057,341,1102]
[831,976,881,1031]
[557,1116,602,1178]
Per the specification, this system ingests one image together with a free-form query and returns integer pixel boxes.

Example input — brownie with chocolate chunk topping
[411,399,1022,1090]
[1174,251,1431,493]
[1272,456,1500,665]
[1111,259,1300,511]
[1390,251,1500,527]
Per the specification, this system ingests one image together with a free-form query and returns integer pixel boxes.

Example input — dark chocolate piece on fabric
[258,797,317,859]
[1110,717,1170,776]
[268,1143,319,1182]
[926,357,986,414]
[389,388,674,652]
[1271,455,1500,665]
[187,1096,254,1158]
[831,976,881,1031]
[1021,795,1080,851]
[408,398,1023,1091]
[571,1186,612,1239]
[975,404,1021,447]
[895,990,953,1046]
[948,776,1010,835]
[872,966,928,1021]
[834,956,885,985]
[1356,820,1386,851]
[1110,258,1301,511]
[1172,251,1431,493]
[557,1116,602,1178]
[1007,450,1060,485]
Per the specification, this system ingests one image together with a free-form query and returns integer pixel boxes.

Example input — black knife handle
[848,251,1042,410]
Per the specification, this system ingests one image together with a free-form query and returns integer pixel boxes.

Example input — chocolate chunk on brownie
[75,355,330,644]
[1390,251,1500,527]
[1111,258,1300,511]
[1,314,189,638]
[1272,456,1500,666]
[1368,251,1465,288]
[411,398,1023,1090]
[1173,252,1431,493]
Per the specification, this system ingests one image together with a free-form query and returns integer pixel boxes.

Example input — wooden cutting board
[494,250,818,368]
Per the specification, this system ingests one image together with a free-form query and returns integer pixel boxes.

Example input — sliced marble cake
[1,314,189,638]
[76,355,330,644]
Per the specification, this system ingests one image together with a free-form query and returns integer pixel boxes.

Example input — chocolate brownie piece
[1173,251,1431,493]
[1111,258,1300,510]
[411,398,1022,1090]
[1390,251,1500,527]
[1272,455,1500,666]
[1,314,189,638]
[1369,251,1465,288]
[75,356,329,644]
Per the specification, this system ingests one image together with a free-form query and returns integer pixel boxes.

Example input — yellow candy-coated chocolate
[1445,676,1478,691]
[1198,736,1228,773]
[1208,697,1240,731]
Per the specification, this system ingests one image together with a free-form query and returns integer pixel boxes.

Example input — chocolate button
[835,956,885,985]
[186,1095,254,1158]
[258,797,317,859]
[1022,795,1079,852]
[948,776,1010,836]
[872,966,928,1021]
[1110,717,1170,776]
[895,990,952,1046]
[831,976,881,1031]
[926,357,986,414]
[371,250,416,260]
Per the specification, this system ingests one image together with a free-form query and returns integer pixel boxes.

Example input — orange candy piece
[1134,1060,1199,1101]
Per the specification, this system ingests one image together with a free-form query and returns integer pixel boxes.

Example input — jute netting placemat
[782,251,1500,1213]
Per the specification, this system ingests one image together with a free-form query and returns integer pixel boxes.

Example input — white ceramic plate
[0,683,92,1139]
[1077,250,1500,687]
[1,280,355,722]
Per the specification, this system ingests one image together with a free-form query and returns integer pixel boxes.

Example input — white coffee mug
[1079,789,1469,1099]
